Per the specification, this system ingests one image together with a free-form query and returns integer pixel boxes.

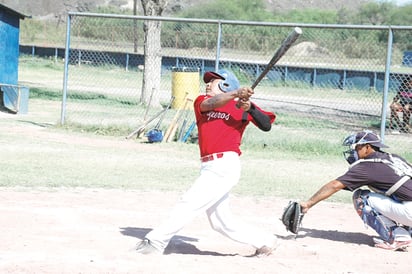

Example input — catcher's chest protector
[350,154,412,196]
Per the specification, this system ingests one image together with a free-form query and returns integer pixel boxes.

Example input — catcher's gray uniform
[338,151,412,244]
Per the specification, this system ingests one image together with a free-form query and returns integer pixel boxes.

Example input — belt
[201,152,224,163]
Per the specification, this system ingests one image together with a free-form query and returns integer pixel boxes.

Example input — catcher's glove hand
[281,201,304,234]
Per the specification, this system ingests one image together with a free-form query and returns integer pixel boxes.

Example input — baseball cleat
[253,245,274,257]
[373,238,412,251]
[251,238,279,258]
[135,238,163,255]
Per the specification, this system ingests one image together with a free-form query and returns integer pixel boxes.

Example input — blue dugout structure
[0,3,29,114]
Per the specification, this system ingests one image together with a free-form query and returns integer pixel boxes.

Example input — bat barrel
[251,27,302,89]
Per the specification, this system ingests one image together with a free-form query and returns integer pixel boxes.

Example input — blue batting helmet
[146,129,163,143]
[203,69,240,92]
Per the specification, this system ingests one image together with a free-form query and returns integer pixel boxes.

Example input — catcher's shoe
[135,238,163,255]
[407,226,412,236]
[373,238,412,251]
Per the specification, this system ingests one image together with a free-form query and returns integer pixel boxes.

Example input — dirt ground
[0,187,411,274]
[1,105,411,274]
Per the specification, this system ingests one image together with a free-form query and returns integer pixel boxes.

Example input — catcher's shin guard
[352,189,396,243]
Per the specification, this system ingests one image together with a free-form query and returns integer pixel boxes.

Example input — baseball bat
[125,96,175,139]
[154,96,175,130]
[251,27,302,89]
[125,109,164,139]
[163,93,189,142]
[177,109,190,141]
[181,121,196,143]
[165,98,193,142]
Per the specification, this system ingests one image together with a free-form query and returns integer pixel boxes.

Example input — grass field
[5,55,410,203]
[0,96,352,203]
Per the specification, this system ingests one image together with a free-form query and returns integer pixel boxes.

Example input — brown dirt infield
[0,187,411,274]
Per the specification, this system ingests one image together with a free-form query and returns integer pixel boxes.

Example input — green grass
[2,94,406,206]
[9,55,411,205]
[25,83,412,162]
[0,116,349,202]
[30,87,140,107]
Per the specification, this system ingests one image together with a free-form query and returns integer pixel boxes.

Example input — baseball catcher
[299,130,412,251]
[281,201,304,234]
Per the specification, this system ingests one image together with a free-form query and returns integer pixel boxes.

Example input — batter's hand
[237,98,251,111]
[237,87,253,100]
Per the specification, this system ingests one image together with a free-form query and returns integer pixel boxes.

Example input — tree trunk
[133,0,138,53]
[140,0,167,107]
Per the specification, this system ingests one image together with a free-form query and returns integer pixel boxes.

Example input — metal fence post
[60,13,72,125]
[380,27,394,142]
[215,21,222,71]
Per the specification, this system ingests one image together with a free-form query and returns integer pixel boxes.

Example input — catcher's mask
[203,69,240,92]
[342,130,388,164]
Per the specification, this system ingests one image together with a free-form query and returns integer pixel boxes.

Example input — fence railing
[56,12,411,155]
[20,44,411,93]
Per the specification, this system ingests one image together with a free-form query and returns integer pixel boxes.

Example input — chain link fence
[55,13,412,155]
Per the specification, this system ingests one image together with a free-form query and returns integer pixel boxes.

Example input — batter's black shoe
[253,245,274,257]
[135,238,163,255]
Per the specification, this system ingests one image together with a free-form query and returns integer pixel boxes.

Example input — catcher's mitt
[281,201,304,234]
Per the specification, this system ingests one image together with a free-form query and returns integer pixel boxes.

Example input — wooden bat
[165,98,193,142]
[153,96,175,130]
[163,93,189,142]
[125,110,164,139]
[251,27,302,89]
[125,96,175,139]
[177,108,190,141]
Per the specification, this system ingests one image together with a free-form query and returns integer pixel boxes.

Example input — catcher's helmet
[342,130,388,150]
[342,130,388,164]
[203,69,240,92]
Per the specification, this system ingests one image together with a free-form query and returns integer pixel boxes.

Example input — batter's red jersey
[194,95,276,157]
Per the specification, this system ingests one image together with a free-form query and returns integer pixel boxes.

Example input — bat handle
[235,98,249,110]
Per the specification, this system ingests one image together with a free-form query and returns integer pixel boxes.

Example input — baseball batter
[135,69,278,256]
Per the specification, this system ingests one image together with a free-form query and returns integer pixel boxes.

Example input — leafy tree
[355,2,395,25]
[177,0,272,21]
[389,4,412,49]
[336,8,353,24]
[278,9,338,24]
[388,4,412,25]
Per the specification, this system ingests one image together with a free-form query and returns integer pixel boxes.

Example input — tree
[140,0,167,106]
[178,0,271,21]
[133,0,138,53]
[357,2,395,25]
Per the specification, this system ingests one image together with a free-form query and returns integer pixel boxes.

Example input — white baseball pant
[145,151,276,252]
